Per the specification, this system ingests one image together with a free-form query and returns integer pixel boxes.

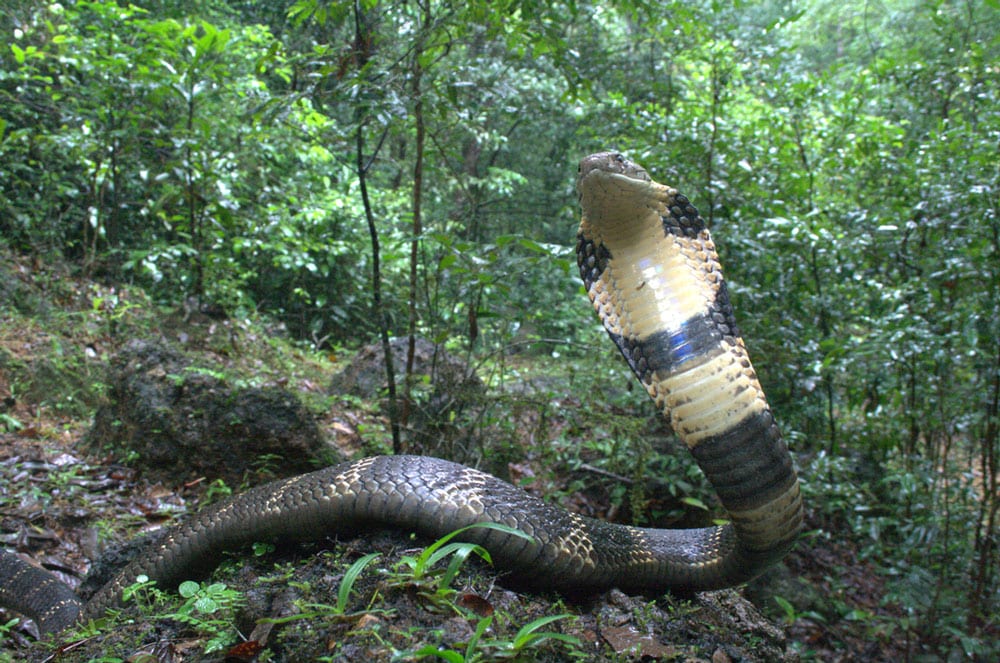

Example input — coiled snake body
[0,152,802,635]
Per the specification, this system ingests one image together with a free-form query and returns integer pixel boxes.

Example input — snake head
[577,152,651,184]
[577,152,664,227]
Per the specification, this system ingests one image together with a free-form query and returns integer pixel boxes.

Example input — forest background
[1,0,998,660]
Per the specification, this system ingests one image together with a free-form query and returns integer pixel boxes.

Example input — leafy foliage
[121,575,244,653]
[386,522,532,611]
[1,0,998,658]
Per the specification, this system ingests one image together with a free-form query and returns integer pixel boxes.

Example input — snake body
[0,152,802,636]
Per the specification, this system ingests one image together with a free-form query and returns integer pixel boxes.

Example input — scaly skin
[0,152,802,635]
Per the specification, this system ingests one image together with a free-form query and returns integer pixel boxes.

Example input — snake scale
[0,152,802,636]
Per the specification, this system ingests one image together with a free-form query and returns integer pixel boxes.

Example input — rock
[86,340,328,484]
[330,337,482,400]
[692,590,798,662]
[330,337,486,457]
[592,588,796,662]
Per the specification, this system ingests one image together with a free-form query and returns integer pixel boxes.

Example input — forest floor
[0,251,910,662]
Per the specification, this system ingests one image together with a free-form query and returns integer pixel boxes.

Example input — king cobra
[0,152,802,636]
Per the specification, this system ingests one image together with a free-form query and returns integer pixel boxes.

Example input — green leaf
[408,645,465,662]
[336,552,381,613]
[511,613,575,648]
[178,581,200,598]
[680,496,708,510]
[193,596,219,613]
[411,522,532,580]
[773,595,795,621]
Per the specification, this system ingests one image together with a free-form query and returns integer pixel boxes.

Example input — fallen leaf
[354,613,381,630]
[226,639,264,661]
[457,592,494,617]
[601,625,677,659]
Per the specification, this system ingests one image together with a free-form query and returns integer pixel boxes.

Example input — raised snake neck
[0,152,803,635]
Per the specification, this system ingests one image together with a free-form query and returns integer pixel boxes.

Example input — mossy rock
[330,337,487,458]
[86,340,331,485]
